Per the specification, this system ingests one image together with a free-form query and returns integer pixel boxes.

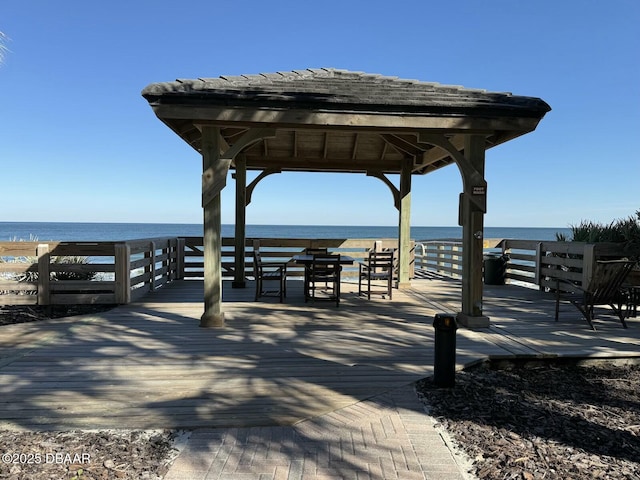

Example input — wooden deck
[1,276,639,431]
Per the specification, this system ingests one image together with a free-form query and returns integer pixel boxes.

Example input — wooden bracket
[246,168,282,206]
[201,127,278,207]
[366,170,400,210]
[418,133,487,213]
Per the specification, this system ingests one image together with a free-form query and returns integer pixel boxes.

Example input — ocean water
[0,222,570,243]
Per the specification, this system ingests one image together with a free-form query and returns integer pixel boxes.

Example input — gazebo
[142,68,550,328]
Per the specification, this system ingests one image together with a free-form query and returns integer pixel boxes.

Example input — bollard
[433,313,458,387]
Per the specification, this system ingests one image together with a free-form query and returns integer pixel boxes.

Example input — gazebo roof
[142,68,550,174]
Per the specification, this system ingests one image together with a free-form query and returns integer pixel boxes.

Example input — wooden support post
[457,135,490,328]
[177,238,185,280]
[37,244,50,306]
[397,158,412,289]
[114,243,131,304]
[233,156,247,288]
[200,125,225,327]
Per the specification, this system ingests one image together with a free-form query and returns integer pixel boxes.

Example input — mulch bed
[416,360,640,480]
[0,430,177,480]
[0,305,116,326]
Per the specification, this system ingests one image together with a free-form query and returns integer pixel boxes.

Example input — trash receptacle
[483,254,508,285]
[433,313,457,388]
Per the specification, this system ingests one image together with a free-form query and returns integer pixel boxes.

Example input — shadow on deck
[1,276,639,431]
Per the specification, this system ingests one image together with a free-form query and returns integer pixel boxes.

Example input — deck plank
[1,277,640,431]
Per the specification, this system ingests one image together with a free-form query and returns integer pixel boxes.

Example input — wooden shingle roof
[143,68,549,117]
[142,68,550,174]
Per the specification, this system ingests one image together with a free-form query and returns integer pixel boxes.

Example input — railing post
[150,241,157,291]
[177,238,185,279]
[409,240,415,279]
[582,244,596,287]
[437,243,445,275]
[114,243,131,304]
[167,239,175,282]
[535,242,543,290]
[37,244,50,306]
[452,243,461,278]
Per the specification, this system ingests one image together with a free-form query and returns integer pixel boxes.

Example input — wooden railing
[4,235,629,306]
[183,237,410,280]
[0,237,409,306]
[415,238,633,290]
[415,241,463,278]
[501,239,631,290]
[0,238,182,306]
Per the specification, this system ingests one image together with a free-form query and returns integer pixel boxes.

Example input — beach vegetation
[0,236,97,287]
[556,209,640,255]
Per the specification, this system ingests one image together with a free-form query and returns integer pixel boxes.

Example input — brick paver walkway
[164,385,469,480]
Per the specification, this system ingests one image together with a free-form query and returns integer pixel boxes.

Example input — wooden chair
[253,251,287,302]
[305,247,328,255]
[554,259,636,330]
[303,247,329,294]
[358,250,395,300]
[622,268,640,318]
[305,254,341,307]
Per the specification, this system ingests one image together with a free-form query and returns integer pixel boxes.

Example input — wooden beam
[323,132,329,159]
[241,155,403,173]
[379,142,388,161]
[380,134,425,157]
[153,105,542,134]
[351,133,359,160]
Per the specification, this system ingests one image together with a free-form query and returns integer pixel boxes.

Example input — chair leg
[586,309,596,331]
[610,303,629,328]
[578,304,596,331]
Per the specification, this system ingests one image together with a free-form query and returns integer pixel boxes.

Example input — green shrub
[555,209,640,256]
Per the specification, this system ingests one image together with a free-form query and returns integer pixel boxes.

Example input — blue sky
[1,1,638,228]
